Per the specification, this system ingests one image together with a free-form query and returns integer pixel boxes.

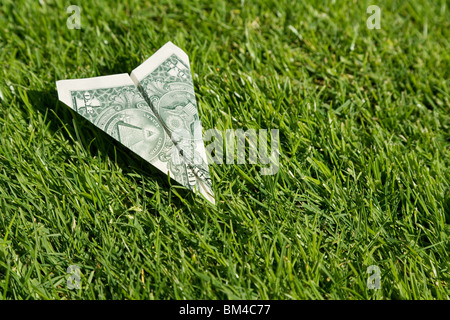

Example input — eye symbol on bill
[144,128,155,139]
[117,122,158,143]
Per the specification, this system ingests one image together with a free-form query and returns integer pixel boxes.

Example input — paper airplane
[56,42,214,204]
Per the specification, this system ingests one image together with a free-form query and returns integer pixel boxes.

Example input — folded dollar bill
[56,42,214,204]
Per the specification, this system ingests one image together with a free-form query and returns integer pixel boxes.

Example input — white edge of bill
[56,73,134,108]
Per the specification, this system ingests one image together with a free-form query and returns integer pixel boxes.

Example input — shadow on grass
[26,88,197,209]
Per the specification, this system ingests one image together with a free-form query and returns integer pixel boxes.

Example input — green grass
[0,0,449,300]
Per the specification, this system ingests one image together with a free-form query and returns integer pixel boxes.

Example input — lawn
[0,0,448,299]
